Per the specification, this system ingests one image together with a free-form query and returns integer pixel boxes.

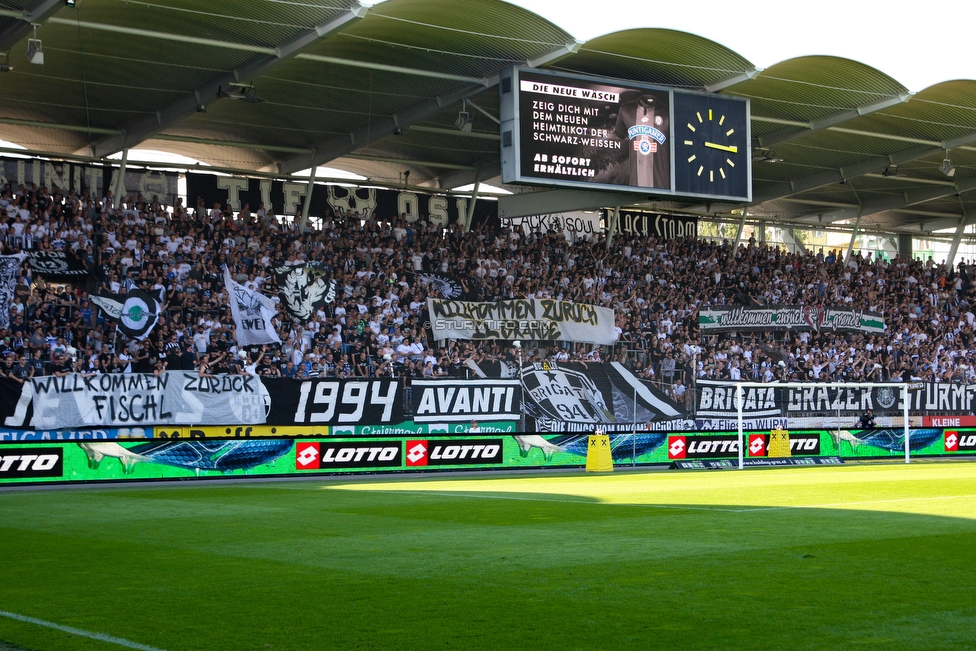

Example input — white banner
[224,267,281,347]
[428,298,617,344]
[0,253,25,329]
[5,372,271,429]
[500,211,602,243]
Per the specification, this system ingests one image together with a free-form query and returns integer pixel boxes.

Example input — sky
[4,0,971,165]
[509,0,974,93]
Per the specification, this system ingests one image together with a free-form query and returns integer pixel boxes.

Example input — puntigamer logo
[0,448,63,479]
[405,439,503,467]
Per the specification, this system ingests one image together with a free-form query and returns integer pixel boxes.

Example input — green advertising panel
[0,428,971,485]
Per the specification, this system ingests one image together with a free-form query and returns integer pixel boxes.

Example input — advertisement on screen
[500,67,751,201]
[3,428,974,485]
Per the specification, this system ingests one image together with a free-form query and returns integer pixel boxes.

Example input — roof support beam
[435,160,501,190]
[276,82,494,175]
[151,134,312,155]
[79,4,368,158]
[687,130,976,216]
[497,189,639,219]
[0,117,120,135]
[704,67,763,93]
[946,211,975,268]
[756,93,912,148]
[342,153,475,170]
[897,216,964,233]
[294,53,487,84]
[276,39,581,176]
[793,175,976,225]
[0,0,63,55]
[409,126,499,141]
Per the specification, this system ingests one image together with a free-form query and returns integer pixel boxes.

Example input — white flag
[223,267,281,347]
[0,253,26,329]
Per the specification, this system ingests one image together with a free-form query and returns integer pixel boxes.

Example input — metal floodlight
[455,100,473,132]
[753,148,782,163]
[940,151,956,178]
[26,26,43,65]
[882,165,901,177]
[217,84,265,103]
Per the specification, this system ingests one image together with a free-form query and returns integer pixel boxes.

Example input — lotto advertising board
[2,428,974,485]
[499,67,751,201]
[0,435,577,484]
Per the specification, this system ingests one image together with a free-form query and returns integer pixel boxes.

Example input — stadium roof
[0,0,974,236]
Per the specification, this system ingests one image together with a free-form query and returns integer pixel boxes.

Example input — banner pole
[903,384,910,464]
[737,383,744,470]
[632,372,637,467]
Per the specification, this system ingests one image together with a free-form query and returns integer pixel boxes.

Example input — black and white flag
[224,267,281,347]
[274,264,336,323]
[0,253,25,329]
[24,251,90,280]
[91,287,163,340]
[408,272,463,299]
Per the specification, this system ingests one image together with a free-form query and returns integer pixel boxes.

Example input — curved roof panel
[553,28,754,89]
[0,0,973,234]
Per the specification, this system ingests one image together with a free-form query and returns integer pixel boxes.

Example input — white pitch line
[731,493,976,513]
[345,489,747,512]
[329,489,976,514]
[0,610,166,651]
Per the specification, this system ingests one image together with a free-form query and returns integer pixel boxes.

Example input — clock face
[673,94,750,200]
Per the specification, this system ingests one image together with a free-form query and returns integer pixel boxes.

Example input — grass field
[3,463,976,650]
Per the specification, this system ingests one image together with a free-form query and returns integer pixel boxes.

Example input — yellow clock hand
[704,142,738,153]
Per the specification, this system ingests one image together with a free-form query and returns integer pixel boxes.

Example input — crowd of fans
[2,179,976,392]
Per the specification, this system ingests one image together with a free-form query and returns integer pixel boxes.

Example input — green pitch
[3,463,976,650]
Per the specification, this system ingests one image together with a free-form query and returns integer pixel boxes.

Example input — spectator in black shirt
[52,353,73,377]
[858,409,876,429]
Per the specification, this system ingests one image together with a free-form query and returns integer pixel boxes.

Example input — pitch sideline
[0,610,165,651]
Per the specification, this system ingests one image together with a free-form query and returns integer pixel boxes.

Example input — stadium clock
[673,93,750,200]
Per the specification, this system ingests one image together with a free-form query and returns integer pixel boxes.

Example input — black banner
[0,447,63,478]
[519,361,689,430]
[0,377,24,426]
[267,378,404,426]
[24,251,90,280]
[274,264,337,323]
[606,211,697,239]
[696,381,976,420]
[185,175,497,226]
[0,157,178,205]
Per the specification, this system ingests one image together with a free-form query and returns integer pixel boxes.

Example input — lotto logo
[0,449,63,478]
[749,435,767,457]
[668,436,687,459]
[945,431,958,452]
[295,443,320,469]
[406,440,428,466]
[945,431,976,452]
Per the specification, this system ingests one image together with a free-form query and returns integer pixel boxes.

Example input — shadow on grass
[2,479,976,650]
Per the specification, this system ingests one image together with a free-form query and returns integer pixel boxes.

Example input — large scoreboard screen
[500,67,751,202]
